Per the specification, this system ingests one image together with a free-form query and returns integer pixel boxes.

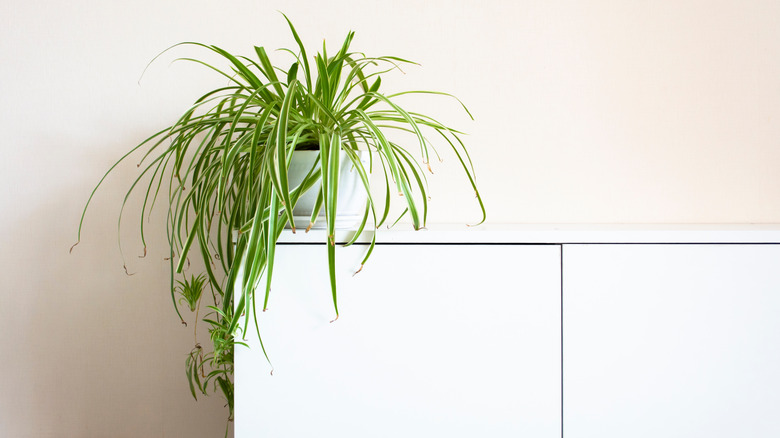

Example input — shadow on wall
[1,146,231,437]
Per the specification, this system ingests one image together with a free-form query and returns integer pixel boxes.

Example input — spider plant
[73,14,484,420]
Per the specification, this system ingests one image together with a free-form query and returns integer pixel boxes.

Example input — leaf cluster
[75,14,484,420]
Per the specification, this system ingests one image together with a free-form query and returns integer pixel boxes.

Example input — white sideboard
[235,226,780,437]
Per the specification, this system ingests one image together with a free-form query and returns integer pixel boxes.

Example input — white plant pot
[287,150,370,229]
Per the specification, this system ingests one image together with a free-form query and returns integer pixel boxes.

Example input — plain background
[1,0,778,436]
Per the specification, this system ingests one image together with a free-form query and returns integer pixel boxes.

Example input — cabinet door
[236,244,561,437]
[564,244,780,438]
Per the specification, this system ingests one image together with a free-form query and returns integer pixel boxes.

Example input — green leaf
[254,46,285,97]
[287,62,299,86]
[281,13,313,91]
[274,79,299,230]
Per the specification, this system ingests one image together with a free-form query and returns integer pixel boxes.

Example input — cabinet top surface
[279,224,780,244]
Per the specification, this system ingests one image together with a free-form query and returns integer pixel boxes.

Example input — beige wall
[1,0,778,437]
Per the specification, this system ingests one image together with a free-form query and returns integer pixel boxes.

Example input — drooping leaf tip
[69,241,79,254]
[466,217,486,227]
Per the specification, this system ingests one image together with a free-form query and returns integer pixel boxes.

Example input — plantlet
[177,273,208,313]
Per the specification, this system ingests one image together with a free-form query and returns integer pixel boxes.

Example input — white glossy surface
[564,244,780,437]
[236,244,562,437]
[279,224,780,244]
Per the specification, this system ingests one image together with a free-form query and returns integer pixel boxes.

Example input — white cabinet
[564,244,780,438]
[236,244,562,437]
[236,228,780,437]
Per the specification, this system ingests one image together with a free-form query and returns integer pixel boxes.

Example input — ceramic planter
[287,150,370,229]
